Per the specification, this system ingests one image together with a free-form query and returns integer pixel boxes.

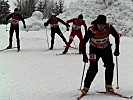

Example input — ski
[0,47,17,52]
[63,46,78,49]
[56,53,64,56]
[77,94,86,100]
[56,52,81,56]
[96,91,133,99]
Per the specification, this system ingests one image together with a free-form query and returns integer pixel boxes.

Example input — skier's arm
[82,28,92,56]
[66,18,74,25]
[20,14,26,28]
[44,19,50,27]
[82,28,92,63]
[6,13,13,22]
[57,17,67,26]
[110,25,120,50]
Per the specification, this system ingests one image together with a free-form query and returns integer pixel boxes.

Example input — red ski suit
[64,18,87,52]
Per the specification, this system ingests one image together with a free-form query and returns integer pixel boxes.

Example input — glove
[66,27,69,31]
[66,24,70,27]
[44,23,48,27]
[83,55,88,63]
[114,49,120,56]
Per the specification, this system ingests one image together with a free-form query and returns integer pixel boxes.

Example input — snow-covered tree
[0,0,10,24]
[38,0,65,18]
[96,0,118,6]
[14,0,37,19]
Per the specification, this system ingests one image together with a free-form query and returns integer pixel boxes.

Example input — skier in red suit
[63,14,87,54]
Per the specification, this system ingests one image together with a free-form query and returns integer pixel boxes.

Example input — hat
[14,8,19,11]
[96,15,106,24]
[78,14,83,19]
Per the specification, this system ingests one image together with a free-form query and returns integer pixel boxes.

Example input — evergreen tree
[0,0,10,24]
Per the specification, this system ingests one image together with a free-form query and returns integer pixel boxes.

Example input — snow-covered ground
[0,23,133,100]
[0,0,133,100]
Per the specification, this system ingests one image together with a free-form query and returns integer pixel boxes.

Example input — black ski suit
[44,16,68,49]
[82,23,120,88]
[6,13,26,50]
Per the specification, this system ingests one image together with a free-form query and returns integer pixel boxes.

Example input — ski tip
[77,97,80,100]
[96,91,132,99]
[77,96,82,100]
[56,53,64,56]
[77,94,86,100]
[129,96,133,99]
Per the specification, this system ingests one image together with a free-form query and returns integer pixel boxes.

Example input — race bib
[51,24,59,28]
[89,53,96,62]
[11,19,19,26]
[72,24,81,30]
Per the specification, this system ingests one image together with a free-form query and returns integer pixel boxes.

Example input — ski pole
[6,24,8,31]
[79,63,86,90]
[116,56,119,89]
[45,27,49,49]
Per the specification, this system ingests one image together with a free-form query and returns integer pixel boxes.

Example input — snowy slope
[0,24,133,100]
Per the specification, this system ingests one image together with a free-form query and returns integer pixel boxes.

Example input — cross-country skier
[6,8,26,52]
[62,14,87,54]
[81,14,120,95]
[44,13,69,50]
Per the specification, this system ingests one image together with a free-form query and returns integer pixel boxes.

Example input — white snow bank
[20,11,45,31]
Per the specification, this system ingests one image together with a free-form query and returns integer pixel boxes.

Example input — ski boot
[81,87,89,95]
[106,85,114,92]
[62,49,68,54]
[49,46,53,50]
[6,45,12,49]
[17,46,20,52]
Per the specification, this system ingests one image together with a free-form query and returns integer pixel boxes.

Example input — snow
[0,25,133,100]
[0,0,133,100]
[8,0,15,12]
[20,11,44,31]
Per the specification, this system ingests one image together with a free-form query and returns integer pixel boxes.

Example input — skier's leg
[7,26,14,48]
[82,46,100,94]
[77,32,83,53]
[57,29,67,45]
[15,26,20,51]
[63,32,75,54]
[101,44,114,92]
[50,30,55,50]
